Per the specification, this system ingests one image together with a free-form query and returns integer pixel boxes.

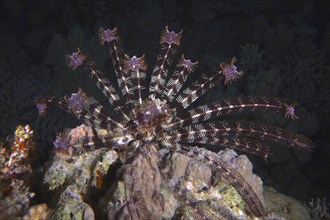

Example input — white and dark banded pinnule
[66,47,129,119]
[99,27,135,116]
[163,122,271,158]
[84,58,129,120]
[65,89,123,130]
[173,66,223,110]
[124,191,151,220]
[80,95,124,130]
[124,55,147,106]
[149,26,183,96]
[163,55,198,102]
[35,94,87,121]
[84,62,120,106]
[166,96,295,129]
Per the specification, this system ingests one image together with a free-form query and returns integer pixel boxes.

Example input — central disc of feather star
[123,95,172,143]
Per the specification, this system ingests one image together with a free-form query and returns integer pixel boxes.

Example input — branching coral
[0,125,35,219]
[272,37,329,112]
[238,43,264,71]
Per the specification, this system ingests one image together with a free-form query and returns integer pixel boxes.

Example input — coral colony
[0,125,35,217]
[36,26,313,218]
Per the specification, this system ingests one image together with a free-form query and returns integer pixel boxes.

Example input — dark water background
[0,0,329,206]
